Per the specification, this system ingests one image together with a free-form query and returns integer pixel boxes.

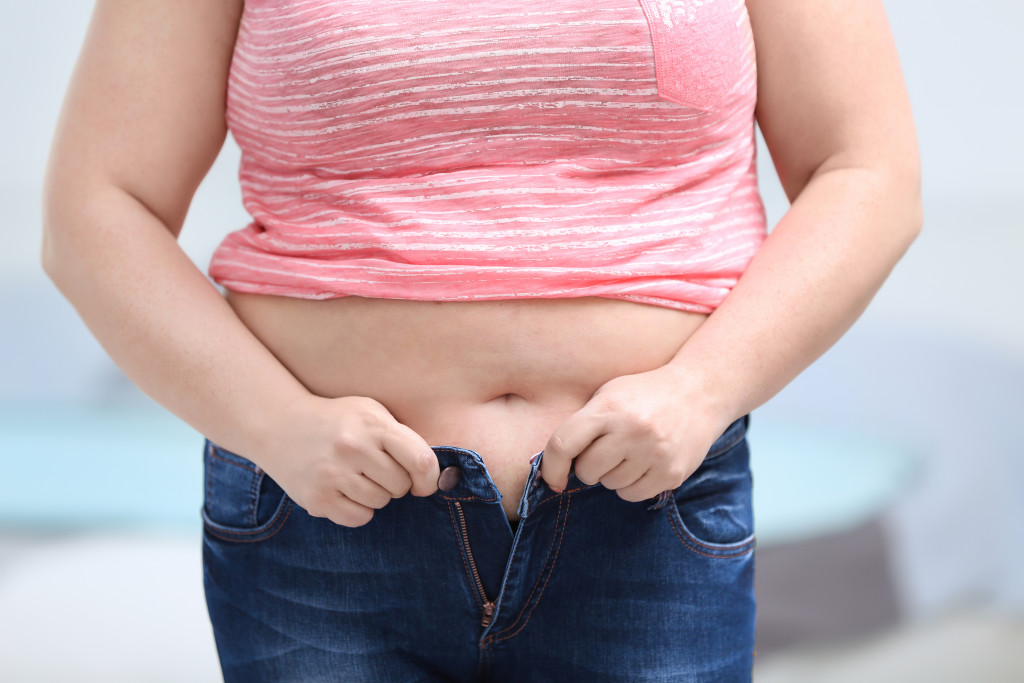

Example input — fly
[453,501,496,628]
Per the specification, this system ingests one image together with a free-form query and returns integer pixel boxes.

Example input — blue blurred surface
[0,397,919,547]
[0,402,203,530]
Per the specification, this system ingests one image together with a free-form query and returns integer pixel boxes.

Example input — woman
[41,0,921,680]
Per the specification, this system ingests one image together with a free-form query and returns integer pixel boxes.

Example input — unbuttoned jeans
[201,414,755,682]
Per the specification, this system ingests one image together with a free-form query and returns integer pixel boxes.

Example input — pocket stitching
[202,439,293,543]
[207,444,258,473]
[665,430,755,558]
[636,0,746,111]
[703,430,746,462]
[249,471,262,528]
[666,497,756,558]
[202,495,294,543]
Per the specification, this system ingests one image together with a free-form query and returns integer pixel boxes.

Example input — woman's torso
[215,0,762,518]
[225,292,707,519]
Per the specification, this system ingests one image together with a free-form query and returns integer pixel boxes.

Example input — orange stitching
[704,434,746,461]
[249,472,261,527]
[664,503,755,559]
[490,494,570,643]
[485,494,570,645]
[203,500,294,544]
[447,502,483,610]
[533,483,597,510]
[207,447,257,473]
[668,496,755,552]
[485,496,564,641]
[438,492,499,502]
[481,497,565,647]
[202,494,293,538]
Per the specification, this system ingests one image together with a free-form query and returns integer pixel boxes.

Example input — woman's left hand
[539,364,734,502]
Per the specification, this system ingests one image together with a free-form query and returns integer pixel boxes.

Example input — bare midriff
[225,291,708,520]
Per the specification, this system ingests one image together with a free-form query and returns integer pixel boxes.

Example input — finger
[571,434,625,486]
[380,422,440,497]
[338,472,395,510]
[324,492,376,528]
[541,410,607,492]
[359,450,415,498]
[616,470,673,503]
[598,458,647,491]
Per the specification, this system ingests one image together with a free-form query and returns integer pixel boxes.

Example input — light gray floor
[1,531,1021,683]
[754,610,1024,683]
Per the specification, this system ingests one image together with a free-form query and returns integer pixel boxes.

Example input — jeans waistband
[429,413,749,517]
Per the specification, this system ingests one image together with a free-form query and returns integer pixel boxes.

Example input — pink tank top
[208,0,767,314]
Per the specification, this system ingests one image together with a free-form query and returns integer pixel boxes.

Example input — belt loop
[646,489,672,512]
[518,451,545,518]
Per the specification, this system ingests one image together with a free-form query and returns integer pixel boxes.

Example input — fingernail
[549,482,563,493]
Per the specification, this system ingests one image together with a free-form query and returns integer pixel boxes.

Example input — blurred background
[1,1,1021,681]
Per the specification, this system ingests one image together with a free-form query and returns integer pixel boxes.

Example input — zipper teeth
[453,502,491,609]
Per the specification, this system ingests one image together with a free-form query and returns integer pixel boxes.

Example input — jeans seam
[664,499,756,559]
[438,492,499,503]
[205,443,214,516]
[484,494,571,645]
[202,499,294,543]
[447,501,483,612]
[249,472,261,528]
[703,425,748,462]
[207,446,258,473]
[532,482,599,512]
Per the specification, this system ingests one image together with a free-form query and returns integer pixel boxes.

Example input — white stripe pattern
[208,0,767,314]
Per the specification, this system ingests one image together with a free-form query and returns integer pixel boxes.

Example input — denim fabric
[201,414,755,682]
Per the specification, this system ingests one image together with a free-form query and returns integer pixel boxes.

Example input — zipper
[453,501,496,627]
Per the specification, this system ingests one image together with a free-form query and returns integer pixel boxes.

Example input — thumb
[382,421,440,497]
[540,411,605,493]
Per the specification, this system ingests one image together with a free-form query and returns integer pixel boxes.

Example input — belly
[224,291,708,519]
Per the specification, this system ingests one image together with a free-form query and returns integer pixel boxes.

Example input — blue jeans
[201,414,755,682]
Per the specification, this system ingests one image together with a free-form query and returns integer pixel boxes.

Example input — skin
[41,0,436,528]
[539,0,922,497]
[42,0,920,527]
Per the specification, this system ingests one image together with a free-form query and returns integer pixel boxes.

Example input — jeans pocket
[665,432,755,558]
[201,438,293,543]
[636,0,747,111]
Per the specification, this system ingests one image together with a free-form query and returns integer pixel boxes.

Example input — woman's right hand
[38,0,436,530]
[255,394,441,528]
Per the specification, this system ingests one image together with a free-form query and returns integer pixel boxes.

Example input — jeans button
[437,466,462,491]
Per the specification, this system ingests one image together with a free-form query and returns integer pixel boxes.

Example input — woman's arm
[666,0,922,420]
[42,0,438,526]
[41,0,288,455]
[540,0,921,497]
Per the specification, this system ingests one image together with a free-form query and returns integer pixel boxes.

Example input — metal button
[437,466,462,491]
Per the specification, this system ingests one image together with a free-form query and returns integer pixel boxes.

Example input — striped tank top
[208,0,767,314]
